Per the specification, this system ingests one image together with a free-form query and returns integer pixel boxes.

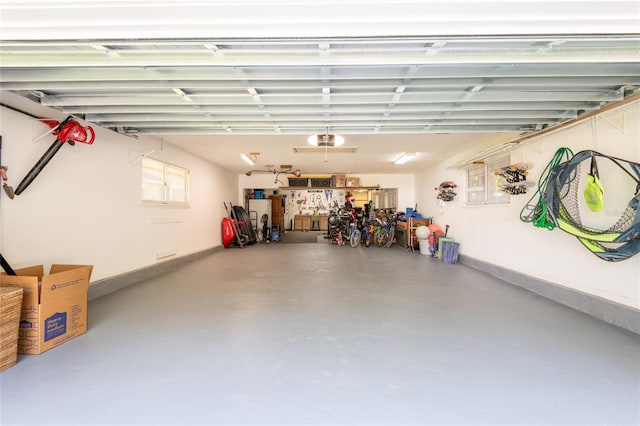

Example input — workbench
[294,215,329,231]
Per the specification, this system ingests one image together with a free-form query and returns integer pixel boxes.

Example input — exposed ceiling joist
[1,0,638,174]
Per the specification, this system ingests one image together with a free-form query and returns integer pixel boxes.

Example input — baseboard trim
[88,247,220,301]
[459,255,640,335]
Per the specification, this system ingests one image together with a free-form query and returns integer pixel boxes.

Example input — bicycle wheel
[350,229,361,248]
[375,228,388,247]
[385,226,396,247]
[329,228,340,244]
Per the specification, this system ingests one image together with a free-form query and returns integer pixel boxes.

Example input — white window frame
[141,157,190,206]
[465,154,511,205]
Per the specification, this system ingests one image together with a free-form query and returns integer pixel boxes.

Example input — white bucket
[418,239,430,255]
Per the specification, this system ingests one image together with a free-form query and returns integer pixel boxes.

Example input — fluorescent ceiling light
[307,134,345,147]
[394,152,416,165]
[240,153,255,165]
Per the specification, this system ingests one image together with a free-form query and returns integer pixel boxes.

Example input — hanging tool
[14,116,95,196]
[0,166,13,199]
[0,253,17,276]
[0,138,15,199]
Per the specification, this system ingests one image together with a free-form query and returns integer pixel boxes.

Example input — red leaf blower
[14,116,95,196]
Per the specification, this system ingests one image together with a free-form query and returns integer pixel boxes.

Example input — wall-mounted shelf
[278,186,381,190]
[278,185,396,215]
[396,218,432,249]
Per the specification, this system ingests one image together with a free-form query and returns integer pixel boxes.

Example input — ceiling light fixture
[394,152,416,165]
[240,152,259,166]
[307,133,345,147]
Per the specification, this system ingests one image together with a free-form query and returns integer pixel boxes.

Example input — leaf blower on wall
[13,116,95,196]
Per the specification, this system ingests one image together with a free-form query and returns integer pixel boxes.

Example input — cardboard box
[0,264,93,354]
[346,177,360,187]
[331,174,346,187]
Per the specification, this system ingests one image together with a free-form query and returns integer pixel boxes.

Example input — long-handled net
[522,148,640,262]
[520,147,575,229]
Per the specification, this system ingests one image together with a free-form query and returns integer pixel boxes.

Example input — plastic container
[418,239,431,255]
[288,178,309,187]
[271,225,280,242]
[310,178,331,188]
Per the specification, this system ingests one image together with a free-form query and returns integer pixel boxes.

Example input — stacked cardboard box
[346,177,360,187]
[331,174,346,187]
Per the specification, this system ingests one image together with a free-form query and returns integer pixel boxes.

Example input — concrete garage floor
[2,244,639,426]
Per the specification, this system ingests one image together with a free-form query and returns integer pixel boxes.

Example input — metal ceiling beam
[2,35,638,49]
[99,118,564,128]
[60,102,602,115]
[39,91,623,107]
[2,47,639,67]
[125,125,534,136]
[3,76,639,91]
[2,63,640,81]
[84,110,577,123]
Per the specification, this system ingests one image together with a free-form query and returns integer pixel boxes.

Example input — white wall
[0,106,237,282]
[238,173,282,201]
[415,101,640,309]
[359,174,415,212]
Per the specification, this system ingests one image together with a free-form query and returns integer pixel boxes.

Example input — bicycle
[361,219,375,247]
[329,208,349,245]
[329,207,360,247]
[348,213,361,248]
[384,215,397,247]
[373,216,389,247]
[373,213,397,247]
